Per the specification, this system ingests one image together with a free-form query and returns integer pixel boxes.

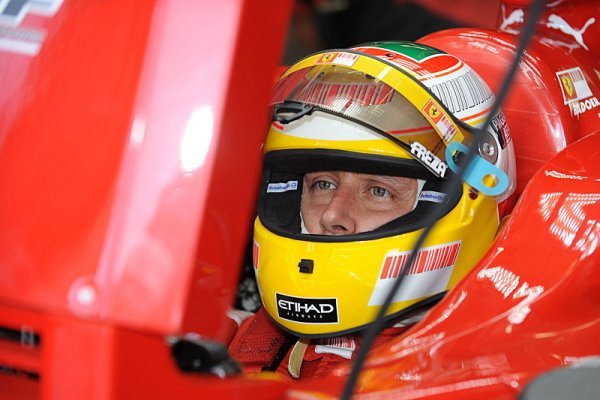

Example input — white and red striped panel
[379,241,461,278]
[369,241,462,306]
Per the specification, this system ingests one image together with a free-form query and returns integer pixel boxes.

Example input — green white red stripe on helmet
[353,42,495,122]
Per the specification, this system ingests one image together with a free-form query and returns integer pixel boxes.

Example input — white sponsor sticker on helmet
[316,52,359,67]
[267,180,298,193]
[418,191,447,203]
[422,100,458,143]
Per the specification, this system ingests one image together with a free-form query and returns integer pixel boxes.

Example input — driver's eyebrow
[364,175,412,187]
[304,172,335,182]
[368,175,397,184]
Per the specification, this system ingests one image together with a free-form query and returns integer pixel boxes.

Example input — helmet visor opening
[258,150,461,242]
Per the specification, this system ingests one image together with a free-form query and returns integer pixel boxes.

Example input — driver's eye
[316,181,335,190]
[371,187,390,197]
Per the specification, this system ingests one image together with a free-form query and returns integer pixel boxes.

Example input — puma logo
[500,5,524,33]
[540,37,579,53]
[547,14,596,51]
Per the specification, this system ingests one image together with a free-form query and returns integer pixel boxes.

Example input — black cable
[340,1,546,398]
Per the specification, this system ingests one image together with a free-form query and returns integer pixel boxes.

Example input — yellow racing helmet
[253,41,516,338]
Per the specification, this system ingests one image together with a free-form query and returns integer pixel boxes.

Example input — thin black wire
[340,1,546,398]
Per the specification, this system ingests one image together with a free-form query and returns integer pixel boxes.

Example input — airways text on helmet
[276,293,339,323]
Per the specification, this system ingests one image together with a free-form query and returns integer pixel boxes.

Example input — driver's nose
[319,187,357,235]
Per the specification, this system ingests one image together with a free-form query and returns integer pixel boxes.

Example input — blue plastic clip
[445,141,508,196]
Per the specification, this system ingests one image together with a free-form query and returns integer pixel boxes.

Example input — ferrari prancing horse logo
[555,67,598,116]
[320,53,335,62]
[561,75,574,98]
[428,104,440,119]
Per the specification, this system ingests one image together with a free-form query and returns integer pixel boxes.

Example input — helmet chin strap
[299,179,425,234]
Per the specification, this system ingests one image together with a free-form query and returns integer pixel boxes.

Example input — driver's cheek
[356,193,409,232]
[300,191,334,234]
[355,203,394,233]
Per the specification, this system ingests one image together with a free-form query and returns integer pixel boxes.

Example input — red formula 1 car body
[0,0,598,399]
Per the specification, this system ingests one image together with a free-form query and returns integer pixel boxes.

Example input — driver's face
[301,171,418,235]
